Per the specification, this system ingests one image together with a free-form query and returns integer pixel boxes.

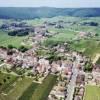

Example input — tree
[84,62,93,72]
[0,83,2,86]
[3,79,7,83]
[8,45,15,49]
[18,46,28,52]
[7,76,10,79]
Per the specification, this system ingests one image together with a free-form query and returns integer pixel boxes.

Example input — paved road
[66,62,78,100]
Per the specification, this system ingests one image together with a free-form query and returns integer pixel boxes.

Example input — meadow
[70,39,100,58]
[48,28,77,41]
[0,30,27,48]
[19,82,39,100]
[31,74,57,100]
[0,72,18,93]
[0,72,57,100]
[84,85,100,100]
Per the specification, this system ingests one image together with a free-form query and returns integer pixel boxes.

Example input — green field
[19,82,39,100]
[96,58,100,64]
[84,85,100,100]
[0,30,27,48]
[31,74,57,100]
[49,28,77,41]
[0,72,18,93]
[2,77,33,100]
[70,39,100,58]
[0,73,57,100]
[0,16,100,50]
[44,29,77,47]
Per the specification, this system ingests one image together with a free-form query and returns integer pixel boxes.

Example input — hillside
[0,7,100,19]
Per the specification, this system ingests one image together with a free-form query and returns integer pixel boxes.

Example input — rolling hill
[0,7,100,19]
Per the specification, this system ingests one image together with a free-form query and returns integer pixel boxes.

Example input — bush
[3,79,7,83]
[18,46,28,52]
[0,83,2,86]
[7,76,10,79]
[84,62,93,72]
[8,45,15,49]
[8,29,29,36]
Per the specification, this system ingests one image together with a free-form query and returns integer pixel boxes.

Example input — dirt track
[92,54,100,64]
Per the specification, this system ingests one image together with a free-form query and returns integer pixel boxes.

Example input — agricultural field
[35,16,100,58]
[0,16,100,49]
[0,14,100,100]
[48,28,77,41]
[0,72,57,100]
[70,39,100,58]
[84,85,100,100]
[4,77,33,100]
[19,82,39,100]
[0,74,34,100]
[31,74,57,100]
[0,72,18,93]
[0,30,27,48]
[96,58,100,64]
[44,28,77,47]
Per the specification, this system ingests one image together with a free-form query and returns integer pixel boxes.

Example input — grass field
[2,77,33,100]
[0,72,34,100]
[96,57,100,64]
[0,72,18,93]
[44,29,77,47]
[0,73,57,100]
[31,74,57,100]
[19,82,39,100]
[0,30,27,48]
[49,28,77,41]
[84,85,100,100]
[70,39,100,58]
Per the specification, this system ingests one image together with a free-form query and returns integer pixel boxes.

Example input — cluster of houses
[85,63,100,85]
[78,31,96,38]
[92,64,100,85]
[0,20,99,100]
[73,74,85,100]
[85,55,100,86]
[0,40,81,99]
[43,21,64,29]
[0,46,74,76]
[48,80,67,100]
[0,20,64,37]
[0,22,29,31]
[0,21,52,37]
[48,60,73,100]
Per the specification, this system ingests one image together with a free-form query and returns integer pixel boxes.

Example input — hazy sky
[0,0,100,8]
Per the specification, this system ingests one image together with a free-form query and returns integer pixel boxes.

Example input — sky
[0,0,100,8]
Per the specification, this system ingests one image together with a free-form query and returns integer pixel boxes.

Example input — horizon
[0,0,100,8]
[0,6,100,9]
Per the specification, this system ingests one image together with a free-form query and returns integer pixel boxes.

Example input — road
[92,53,100,64]
[66,62,79,100]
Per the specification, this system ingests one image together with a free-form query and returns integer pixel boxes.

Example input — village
[0,19,100,100]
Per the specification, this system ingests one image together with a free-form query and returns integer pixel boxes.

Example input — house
[76,74,85,85]
[74,96,81,100]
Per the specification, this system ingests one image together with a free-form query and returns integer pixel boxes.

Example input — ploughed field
[0,72,57,100]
